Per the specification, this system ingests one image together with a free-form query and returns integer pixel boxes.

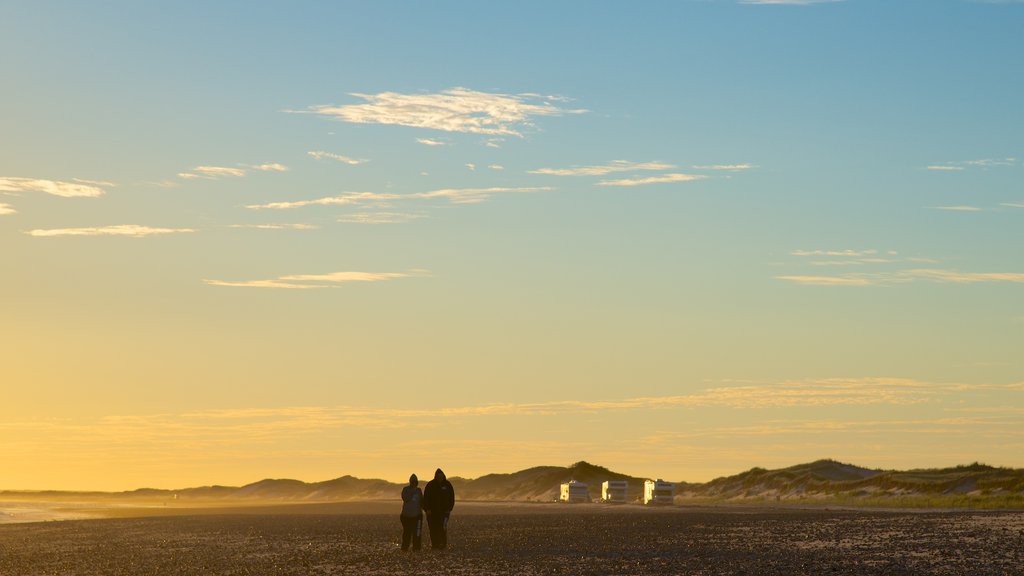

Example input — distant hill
[3,460,1022,508]
[452,461,647,501]
[679,459,1024,507]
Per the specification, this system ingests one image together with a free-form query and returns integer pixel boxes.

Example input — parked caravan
[601,480,628,503]
[643,479,674,505]
[559,480,589,503]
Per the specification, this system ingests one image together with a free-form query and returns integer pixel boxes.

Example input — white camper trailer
[601,480,628,503]
[559,480,589,503]
[643,479,674,505]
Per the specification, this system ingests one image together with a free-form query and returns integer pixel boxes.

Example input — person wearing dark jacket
[421,468,455,549]
[399,473,423,551]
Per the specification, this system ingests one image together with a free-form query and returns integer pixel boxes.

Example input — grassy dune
[679,460,1024,509]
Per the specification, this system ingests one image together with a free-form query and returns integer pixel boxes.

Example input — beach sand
[0,502,1021,575]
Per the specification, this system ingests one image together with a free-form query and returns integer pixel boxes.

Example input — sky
[1,0,1023,491]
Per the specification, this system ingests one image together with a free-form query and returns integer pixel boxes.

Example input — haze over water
[2,0,1022,492]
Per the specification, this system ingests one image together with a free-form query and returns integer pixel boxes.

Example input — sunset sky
[2,0,1023,491]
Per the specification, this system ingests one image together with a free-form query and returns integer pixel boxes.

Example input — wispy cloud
[250,163,289,172]
[597,173,707,187]
[6,376,1017,486]
[183,378,938,419]
[933,205,983,212]
[465,163,476,171]
[178,163,289,179]
[26,225,196,238]
[927,157,1017,171]
[247,187,553,210]
[246,194,366,210]
[692,164,756,171]
[789,248,919,267]
[962,158,1017,167]
[202,279,327,289]
[338,212,426,224]
[25,378,1000,441]
[529,160,675,177]
[227,223,318,230]
[192,166,246,178]
[295,88,586,137]
[204,269,428,289]
[145,180,181,188]
[792,249,882,258]
[178,166,245,179]
[907,269,1024,283]
[776,275,879,286]
[1001,202,1024,209]
[488,164,504,171]
[0,203,15,215]
[307,150,368,165]
[649,414,1024,444]
[416,138,446,146]
[808,259,895,267]
[72,178,116,187]
[0,177,109,198]
[778,268,1024,286]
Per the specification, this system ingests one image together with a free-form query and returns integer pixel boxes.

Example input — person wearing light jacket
[399,474,423,551]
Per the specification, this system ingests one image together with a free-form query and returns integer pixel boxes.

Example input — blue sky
[1,0,1022,490]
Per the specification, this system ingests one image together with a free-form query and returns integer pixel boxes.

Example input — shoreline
[3,498,1023,525]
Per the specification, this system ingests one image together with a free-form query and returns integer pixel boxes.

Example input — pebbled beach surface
[0,503,1021,575]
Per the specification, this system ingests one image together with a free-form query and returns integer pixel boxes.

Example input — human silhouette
[399,473,423,551]
[421,468,455,549]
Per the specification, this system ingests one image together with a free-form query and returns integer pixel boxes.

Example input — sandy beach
[0,502,1021,575]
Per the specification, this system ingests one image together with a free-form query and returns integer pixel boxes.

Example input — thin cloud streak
[0,177,108,198]
[927,157,1017,171]
[776,275,878,286]
[934,205,983,212]
[792,249,881,257]
[246,187,553,209]
[338,212,426,224]
[26,225,196,238]
[204,269,428,289]
[297,88,585,137]
[778,268,1024,286]
[0,203,15,215]
[307,151,368,164]
[529,160,675,177]
[597,173,707,187]
[227,223,318,230]
[7,378,1018,486]
[11,378,1012,440]
[692,164,756,170]
[246,195,365,210]
[193,166,246,178]
[72,178,116,187]
[250,163,289,172]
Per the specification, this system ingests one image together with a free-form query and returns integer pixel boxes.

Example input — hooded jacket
[422,468,455,514]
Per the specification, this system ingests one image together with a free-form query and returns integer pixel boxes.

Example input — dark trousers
[426,511,449,549]
[400,514,422,551]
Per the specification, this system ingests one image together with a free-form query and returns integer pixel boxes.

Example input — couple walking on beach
[400,468,455,551]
